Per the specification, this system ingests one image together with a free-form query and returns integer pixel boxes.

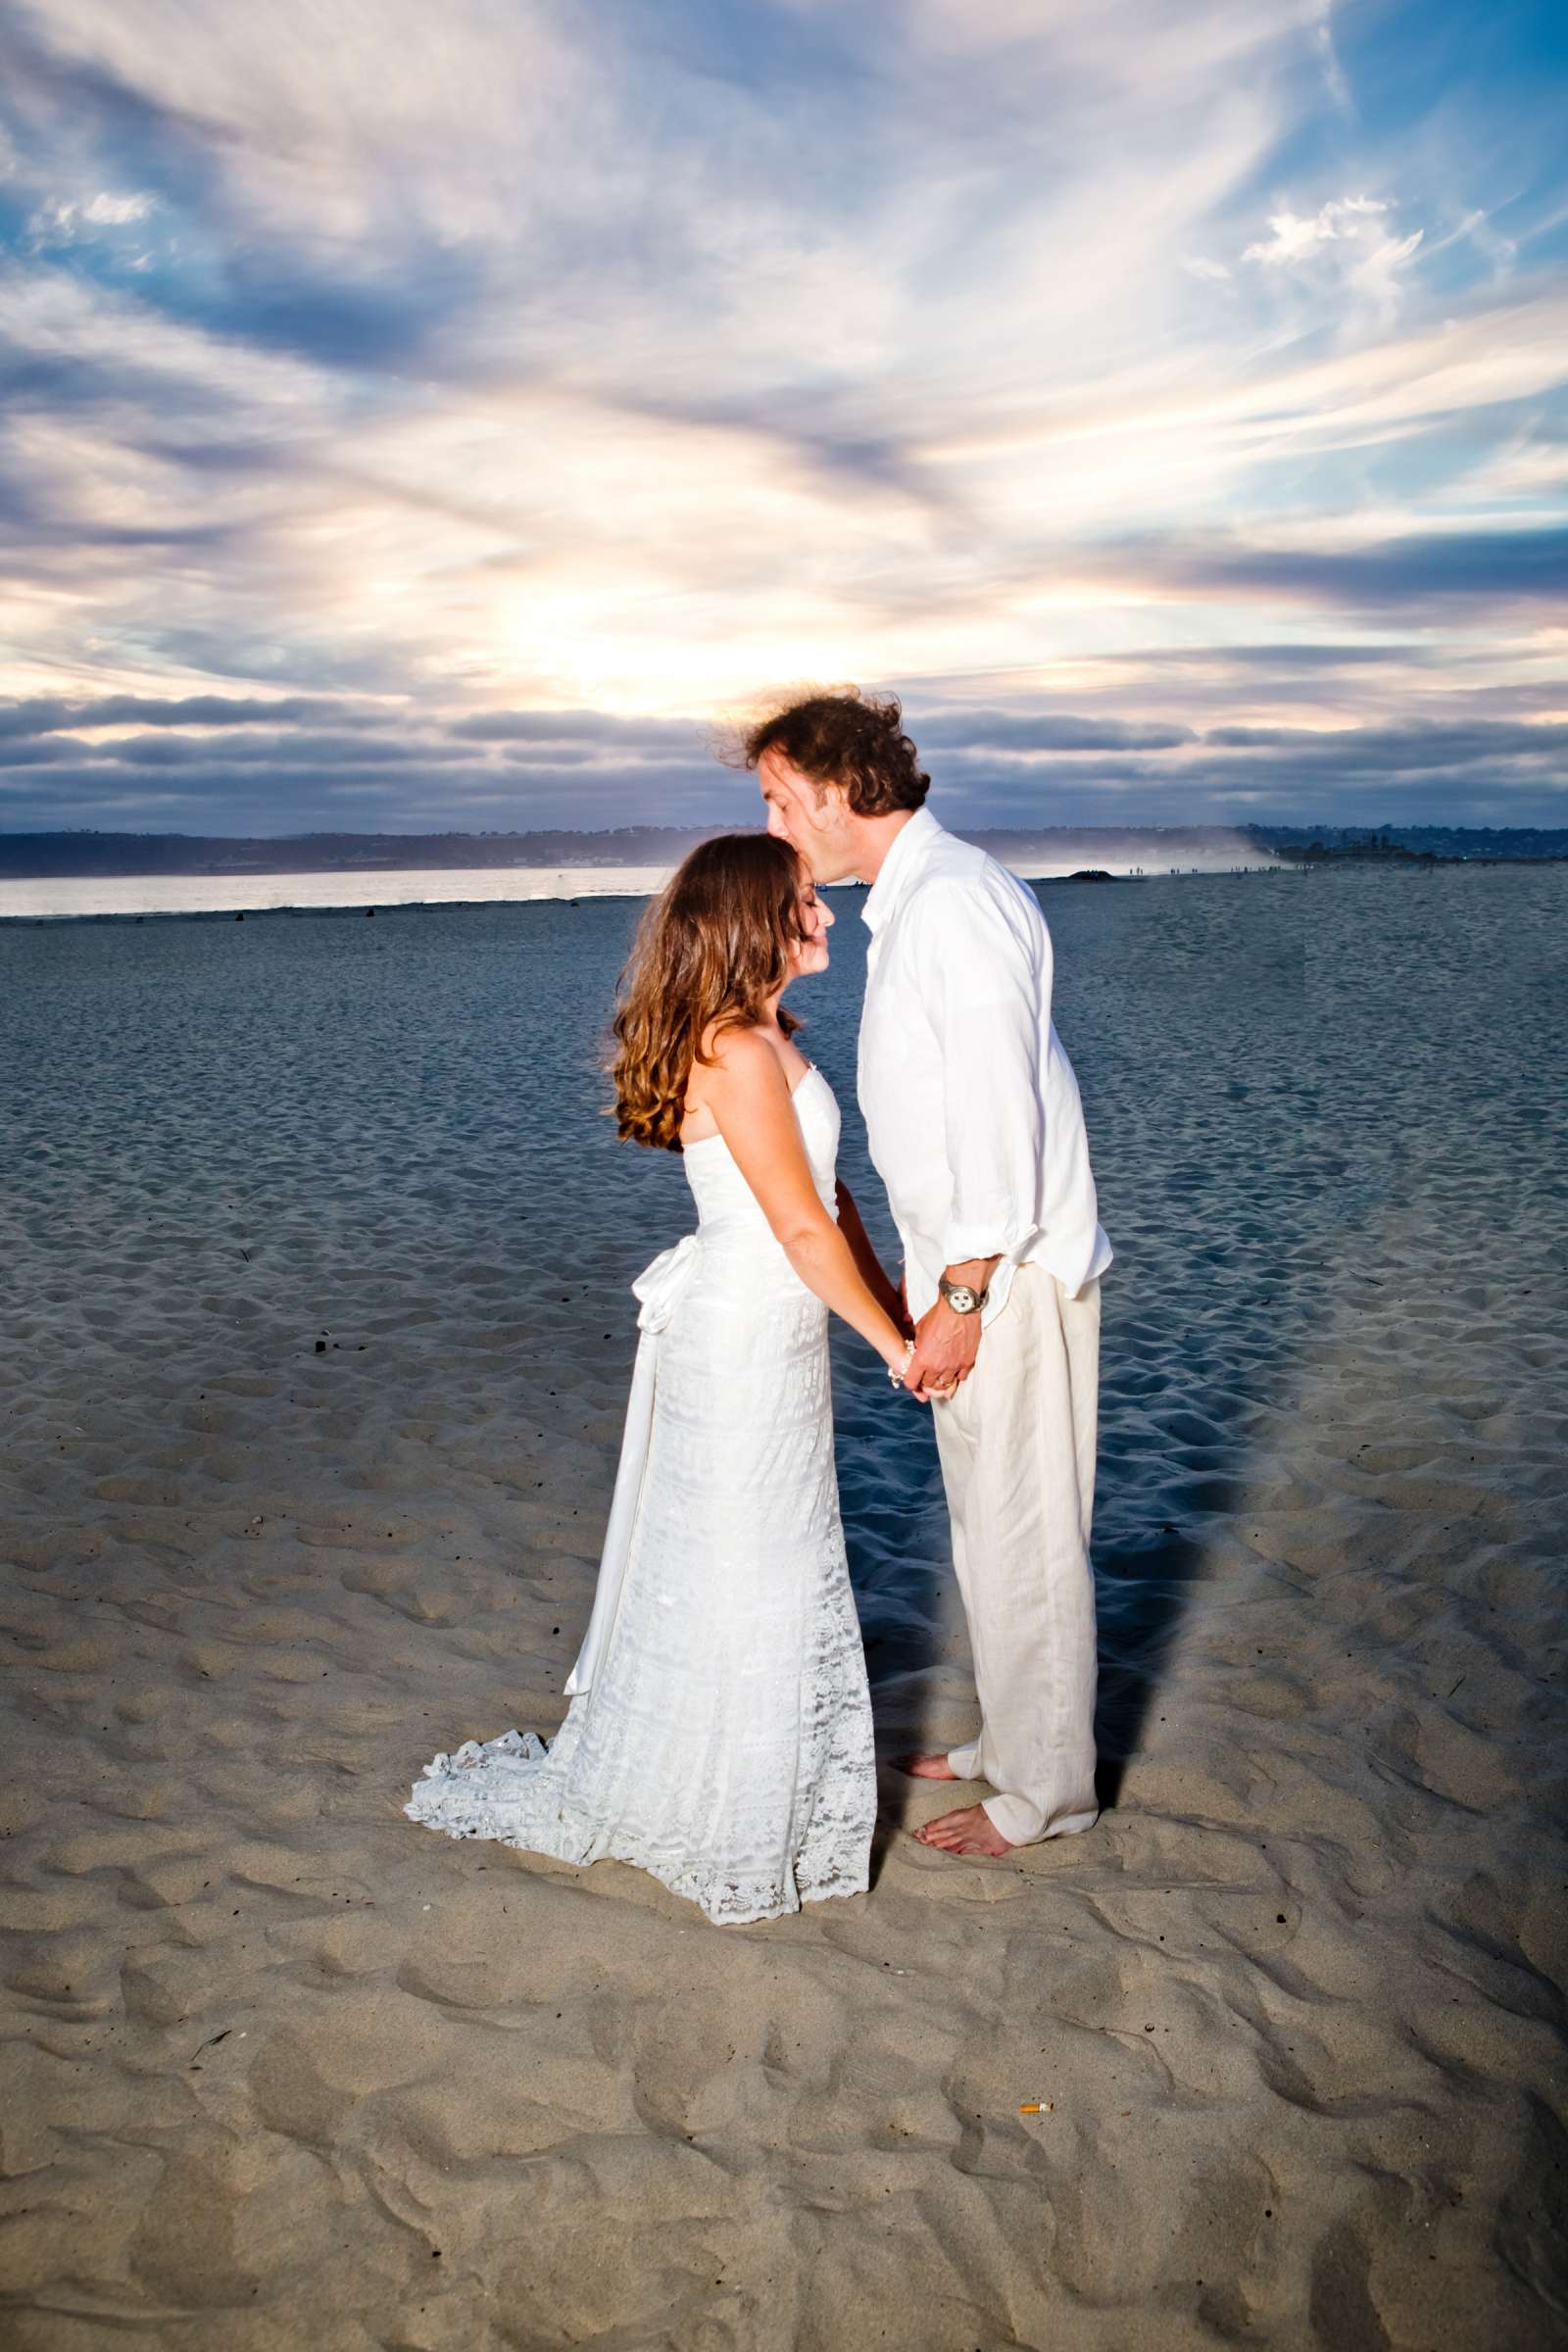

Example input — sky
[1,0,1566,838]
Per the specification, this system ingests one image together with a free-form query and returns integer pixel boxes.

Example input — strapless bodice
[681,1064,839,1241]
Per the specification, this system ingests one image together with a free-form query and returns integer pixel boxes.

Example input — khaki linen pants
[934,1263,1102,1846]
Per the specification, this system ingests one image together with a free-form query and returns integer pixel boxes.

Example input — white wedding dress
[407,1065,877,1926]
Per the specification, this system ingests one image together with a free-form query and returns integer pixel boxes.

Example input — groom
[749,689,1111,1859]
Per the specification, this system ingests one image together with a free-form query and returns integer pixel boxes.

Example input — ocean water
[0,864,674,923]
[0,843,1280,923]
[4,864,1564,1746]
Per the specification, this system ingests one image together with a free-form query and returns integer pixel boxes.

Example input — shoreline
[10,846,1562,929]
[4,858,1298,924]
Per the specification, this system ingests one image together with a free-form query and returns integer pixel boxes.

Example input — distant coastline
[4,822,1564,922]
[1261,823,1568,867]
[4,818,1565,883]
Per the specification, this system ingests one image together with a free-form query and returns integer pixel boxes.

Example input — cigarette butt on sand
[1017,2102,1053,2115]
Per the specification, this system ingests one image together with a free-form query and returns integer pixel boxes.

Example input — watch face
[946,1284,978,1312]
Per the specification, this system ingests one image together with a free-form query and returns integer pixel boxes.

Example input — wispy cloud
[1243,193,1391,266]
[1311,0,1353,115]
[26,188,158,242]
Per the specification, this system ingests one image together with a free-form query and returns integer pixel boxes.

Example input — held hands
[881,1271,954,1405]
[900,1254,997,1399]
[879,1262,992,1403]
[875,1265,922,1394]
[902,1298,980,1401]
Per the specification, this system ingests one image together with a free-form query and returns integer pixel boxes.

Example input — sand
[2,866,1565,2349]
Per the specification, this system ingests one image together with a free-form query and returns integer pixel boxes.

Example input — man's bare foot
[912,1802,1013,1857]
[893,1752,958,1781]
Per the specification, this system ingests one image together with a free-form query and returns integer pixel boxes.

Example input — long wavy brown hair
[612,834,808,1152]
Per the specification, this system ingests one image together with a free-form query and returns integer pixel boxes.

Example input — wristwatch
[939,1275,990,1315]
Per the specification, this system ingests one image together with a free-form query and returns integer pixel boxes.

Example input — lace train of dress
[406,1067,877,1927]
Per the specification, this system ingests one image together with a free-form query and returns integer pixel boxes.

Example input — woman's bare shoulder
[701,1022,784,1084]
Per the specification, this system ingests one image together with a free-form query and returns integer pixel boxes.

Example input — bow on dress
[564,1234,703,1699]
[631,1232,701,1333]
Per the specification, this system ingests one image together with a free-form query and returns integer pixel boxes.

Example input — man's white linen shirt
[857,808,1111,1330]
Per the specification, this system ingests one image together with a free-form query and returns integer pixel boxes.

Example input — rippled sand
[2,869,1564,2348]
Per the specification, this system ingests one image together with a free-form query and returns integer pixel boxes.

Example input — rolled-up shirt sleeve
[904,875,1047,1271]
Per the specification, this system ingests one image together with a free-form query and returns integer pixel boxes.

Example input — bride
[407,834,916,1925]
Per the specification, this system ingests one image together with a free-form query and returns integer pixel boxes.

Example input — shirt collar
[860,807,943,934]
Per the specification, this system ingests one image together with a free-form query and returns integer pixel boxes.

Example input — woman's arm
[703,1032,909,1373]
[834,1179,910,1337]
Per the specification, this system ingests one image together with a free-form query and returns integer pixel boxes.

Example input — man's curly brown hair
[742,688,929,817]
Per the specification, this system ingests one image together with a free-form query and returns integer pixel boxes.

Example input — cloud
[0,688,750,831]
[102,730,477,769]
[4,686,1564,837]
[0,692,361,738]
[1201,718,1568,766]
[1311,0,1352,114]
[27,188,157,240]
[1243,193,1389,266]
[913,710,1197,753]
[1103,641,1441,670]
[0,0,1563,831]
[1137,523,1568,611]
[450,710,707,751]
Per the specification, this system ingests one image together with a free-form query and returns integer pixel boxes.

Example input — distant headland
[2,820,1564,881]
